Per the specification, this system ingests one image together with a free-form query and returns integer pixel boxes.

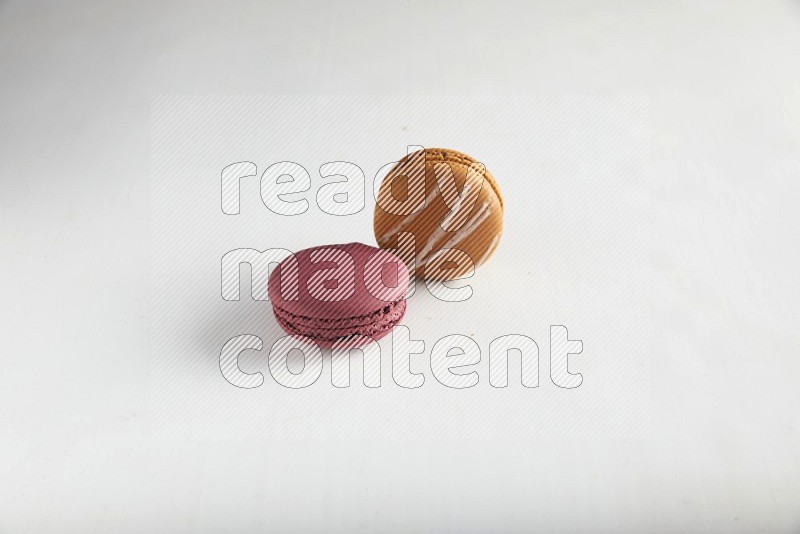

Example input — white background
[151,95,650,441]
[2,1,799,532]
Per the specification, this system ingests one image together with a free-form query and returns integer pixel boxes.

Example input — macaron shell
[273,299,406,348]
[373,148,503,280]
[268,242,409,321]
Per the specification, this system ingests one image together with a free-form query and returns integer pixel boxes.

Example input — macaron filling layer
[272,299,406,344]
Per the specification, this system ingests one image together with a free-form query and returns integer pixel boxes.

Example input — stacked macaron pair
[268,148,504,346]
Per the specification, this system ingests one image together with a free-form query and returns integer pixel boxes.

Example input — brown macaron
[373,147,504,280]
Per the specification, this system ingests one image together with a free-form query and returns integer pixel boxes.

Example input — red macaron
[268,242,409,347]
